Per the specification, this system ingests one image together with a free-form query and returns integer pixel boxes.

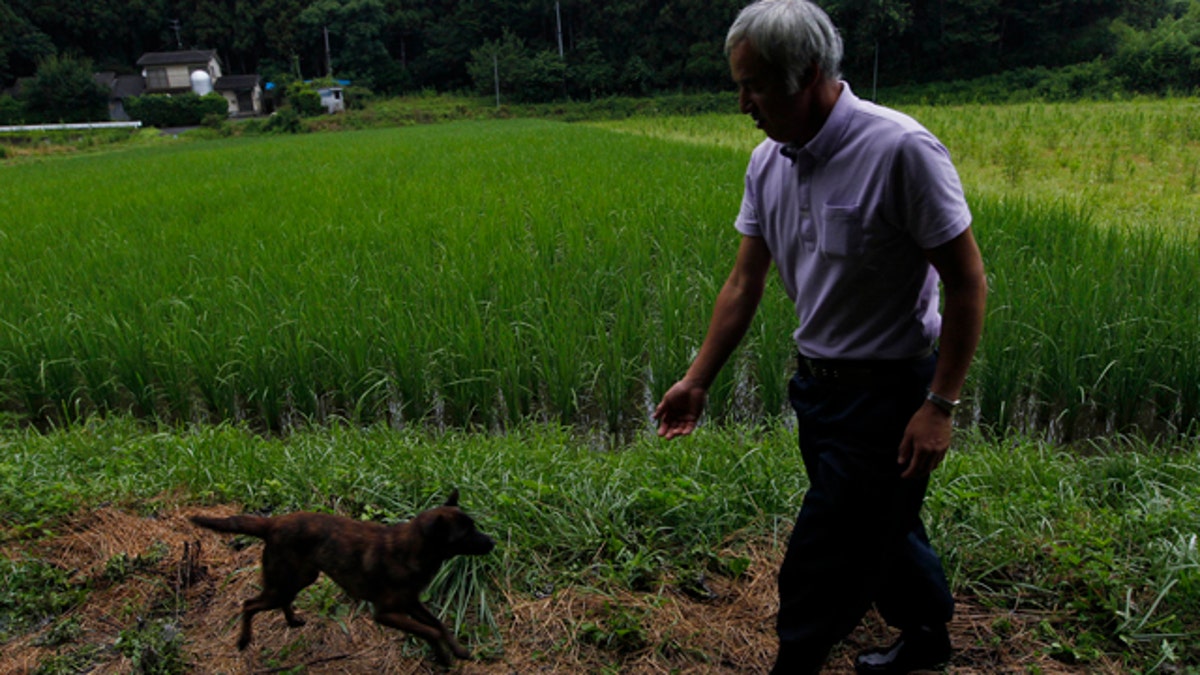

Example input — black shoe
[854,625,951,674]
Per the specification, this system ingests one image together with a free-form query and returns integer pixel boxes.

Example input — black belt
[796,352,930,387]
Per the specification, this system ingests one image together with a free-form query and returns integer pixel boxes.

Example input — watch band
[925,390,960,414]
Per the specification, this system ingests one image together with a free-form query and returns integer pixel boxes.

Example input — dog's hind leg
[236,586,309,649]
[237,594,271,650]
[237,555,319,649]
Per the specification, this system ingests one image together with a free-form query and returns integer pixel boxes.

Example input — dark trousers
[776,353,954,660]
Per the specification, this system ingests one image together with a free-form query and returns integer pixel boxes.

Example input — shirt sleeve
[734,150,765,237]
[890,130,972,249]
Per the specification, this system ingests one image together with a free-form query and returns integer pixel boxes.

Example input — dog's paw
[237,636,251,651]
[452,644,472,660]
[283,606,306,628]
[432,646,454,666]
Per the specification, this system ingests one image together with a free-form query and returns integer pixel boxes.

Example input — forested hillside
[2,0,1198,99]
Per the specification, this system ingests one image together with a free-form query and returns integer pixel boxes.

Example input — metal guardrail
[0,121,143,133]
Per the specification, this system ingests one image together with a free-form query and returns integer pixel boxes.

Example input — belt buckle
[800,356,869,386]
[801,357,835,381]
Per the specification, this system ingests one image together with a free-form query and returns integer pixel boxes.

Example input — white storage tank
[190,70,213,96]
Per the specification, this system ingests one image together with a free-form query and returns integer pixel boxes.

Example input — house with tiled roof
[94,50,263,120]
[137,50,222,94]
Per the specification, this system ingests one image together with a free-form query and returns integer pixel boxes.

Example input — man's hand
[654,380,708,440]
[897,402,953,478]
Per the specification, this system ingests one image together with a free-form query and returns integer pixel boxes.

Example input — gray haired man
[654,1,987,672]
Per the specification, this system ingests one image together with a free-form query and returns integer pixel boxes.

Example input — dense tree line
[2,0,1198,101]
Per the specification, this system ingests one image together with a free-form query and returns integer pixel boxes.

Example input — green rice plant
[599,103,1200,440]
[970,196,1200,439]
[2,108,1198,439]
[0,121,750,432]
[598,98,1200,234]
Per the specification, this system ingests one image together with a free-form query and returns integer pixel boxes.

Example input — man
[654,1,987,673]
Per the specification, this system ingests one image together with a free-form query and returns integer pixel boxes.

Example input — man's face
[730,40,802,144]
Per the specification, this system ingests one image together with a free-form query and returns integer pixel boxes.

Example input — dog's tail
[190,514,273,538]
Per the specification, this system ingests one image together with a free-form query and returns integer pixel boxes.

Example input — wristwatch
[925,390,960,415]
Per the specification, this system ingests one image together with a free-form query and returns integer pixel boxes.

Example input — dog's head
[418,490,496,557]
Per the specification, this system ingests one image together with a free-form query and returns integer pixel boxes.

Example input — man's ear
[444,489,460,507]
[798,64,820,91]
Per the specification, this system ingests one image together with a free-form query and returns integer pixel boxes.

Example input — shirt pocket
[819,204,864,257]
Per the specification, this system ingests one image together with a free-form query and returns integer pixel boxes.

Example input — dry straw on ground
[1,506,1121,674]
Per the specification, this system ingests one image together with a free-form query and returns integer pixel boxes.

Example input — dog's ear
[444,489,460,508]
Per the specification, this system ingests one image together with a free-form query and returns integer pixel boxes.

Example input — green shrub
[876,61,1124,105]
[263,107,303,133]
[286,84,323,117]
[199,112,230,136]
[238,117,266,135]
[23,55,110,123]
[126,92,228,128]
[0,94,25,125]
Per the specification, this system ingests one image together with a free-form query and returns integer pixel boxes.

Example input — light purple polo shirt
[735,83,971,360]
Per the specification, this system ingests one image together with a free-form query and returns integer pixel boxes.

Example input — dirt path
[1,506,1119,674]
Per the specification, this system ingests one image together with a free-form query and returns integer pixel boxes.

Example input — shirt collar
[778,81,856,169]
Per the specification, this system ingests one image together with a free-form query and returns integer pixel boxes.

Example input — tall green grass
[1,115,1197,438]
[1,419,1197,668]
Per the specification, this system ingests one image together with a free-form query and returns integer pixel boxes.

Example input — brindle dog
[191,490,494,664]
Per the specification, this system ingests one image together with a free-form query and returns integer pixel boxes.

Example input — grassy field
[595,97,1200,234]
[1,420,1197,671]
[1,110,1197,438]
[1,99,1199,672]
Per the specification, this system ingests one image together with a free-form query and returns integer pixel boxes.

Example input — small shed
[215,74,263,117]
[318,87,345,114]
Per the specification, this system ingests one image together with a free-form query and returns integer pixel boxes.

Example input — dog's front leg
[373,610,459,665]
[408,602,471,660]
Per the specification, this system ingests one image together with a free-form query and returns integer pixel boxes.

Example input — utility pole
[169,19,182,49]
[493,52,500,108]
[555,2,564,59]
[324,26,333,78]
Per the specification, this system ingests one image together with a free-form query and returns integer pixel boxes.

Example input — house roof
[137,50,218,67]
[112,75,146,98]
[91,72,146,99]
[214,74,260,91]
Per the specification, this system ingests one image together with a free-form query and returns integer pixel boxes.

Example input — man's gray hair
[725,0,843,93]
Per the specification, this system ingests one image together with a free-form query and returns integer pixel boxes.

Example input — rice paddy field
[1,99,1199,673]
